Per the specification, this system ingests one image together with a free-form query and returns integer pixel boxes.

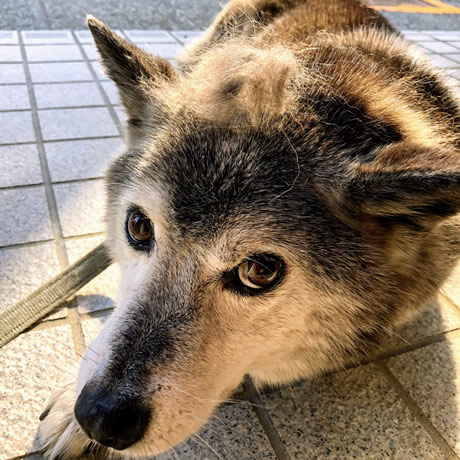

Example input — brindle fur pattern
[36,0,459,457]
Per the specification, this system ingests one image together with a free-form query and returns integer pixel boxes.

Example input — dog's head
[74,18,460,457]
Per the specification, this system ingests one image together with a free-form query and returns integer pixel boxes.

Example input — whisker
[159,434,181,460]
[192,433,222,459]
[48,337,100,367]
[172,386,267,411]
[272,128,301,200]
[79,321,102,357]
[380,324,410,344]
[187,414,221,437]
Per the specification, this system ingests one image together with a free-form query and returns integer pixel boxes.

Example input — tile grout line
[0,104,120,113]
[71,30,124,135]
[375,361,459,460]
[2,59,88,64]
[17,31,68,268]
[440,291,460,313]
[18,29,87,359]
[32,307,114,332]
[0,230,105,252]
[244,377,292,460]
[355,328,460,367]
[167,31,186,46]
[0,182,44,191]
[0,176,105,193]
[0,80,98,86]
[0,134,121,147]
[0,38,180,47]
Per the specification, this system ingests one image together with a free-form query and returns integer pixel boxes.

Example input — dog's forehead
[135,123,311,238]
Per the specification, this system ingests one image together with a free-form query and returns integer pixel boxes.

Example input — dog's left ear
[334,142,460,231]
[87,16,176,129]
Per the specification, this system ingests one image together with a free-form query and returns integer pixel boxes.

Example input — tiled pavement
[0,28,459,460]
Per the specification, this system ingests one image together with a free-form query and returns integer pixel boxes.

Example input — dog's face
[68,18,460,458]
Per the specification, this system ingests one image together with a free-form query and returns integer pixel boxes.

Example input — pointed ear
[338,142,460,231]
[86,16,177,128]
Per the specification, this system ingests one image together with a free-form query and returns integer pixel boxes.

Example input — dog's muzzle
[74,381,151,450]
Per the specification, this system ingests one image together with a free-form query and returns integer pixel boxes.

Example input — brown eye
[126,209,153,249]
[238,257,282,290]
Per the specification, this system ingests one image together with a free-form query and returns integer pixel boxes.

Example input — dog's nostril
[74,382,151,450]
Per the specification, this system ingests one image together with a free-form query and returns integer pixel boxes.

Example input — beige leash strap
[0,243,112,348]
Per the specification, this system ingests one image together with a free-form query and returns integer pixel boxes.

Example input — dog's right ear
[87,16,176,130]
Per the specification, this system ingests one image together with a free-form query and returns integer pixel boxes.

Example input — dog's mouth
[70,364,246,458]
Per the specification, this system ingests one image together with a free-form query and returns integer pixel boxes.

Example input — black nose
[74,382,151,450]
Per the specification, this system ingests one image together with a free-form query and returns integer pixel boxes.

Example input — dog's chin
[83,437,169,460]
[82,441,150,460]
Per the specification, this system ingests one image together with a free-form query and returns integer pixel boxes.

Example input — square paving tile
[262,363,443,458]
[418,41,460,54]
[54,179,106,237]
[0,325,77,458]
[0,144,42,187]
[386,337,460,455]
[90,60,108,80]
[75,29,124,44]
[402,32,434,41]
[0,63,26,83]
[124,30,175,44]
[0,187,53,246]
[0,45,22,62]
[113,105,127,126]
[0,242,60,314]
[22,30,74,44]
[34,82,105,108]
[445,42,460,49]
[445,54,460,64]
[138,43,183,60]
[82,43,100,61]
[66,235,120,314]
[170,31,203,44]
[38,107,118,140]
[0,111,35,144]
[46,137,122,182]
[0,31,19,45]
[74,30,93,44]
[427,54,460,69]
[25,45,83,62]
[0,84,30,110]
[428,33,460,41]
[29,62,92,83]
[101,80,119,105]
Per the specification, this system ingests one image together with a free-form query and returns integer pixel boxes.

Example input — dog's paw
[35,384,91,459]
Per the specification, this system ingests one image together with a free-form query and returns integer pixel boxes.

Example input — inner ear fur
[87,16,176,128]
[336,142,460,232]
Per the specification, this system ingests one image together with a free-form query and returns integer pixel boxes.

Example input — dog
[36,0,459,458]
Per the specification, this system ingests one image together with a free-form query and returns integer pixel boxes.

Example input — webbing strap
[0,243,112,349]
